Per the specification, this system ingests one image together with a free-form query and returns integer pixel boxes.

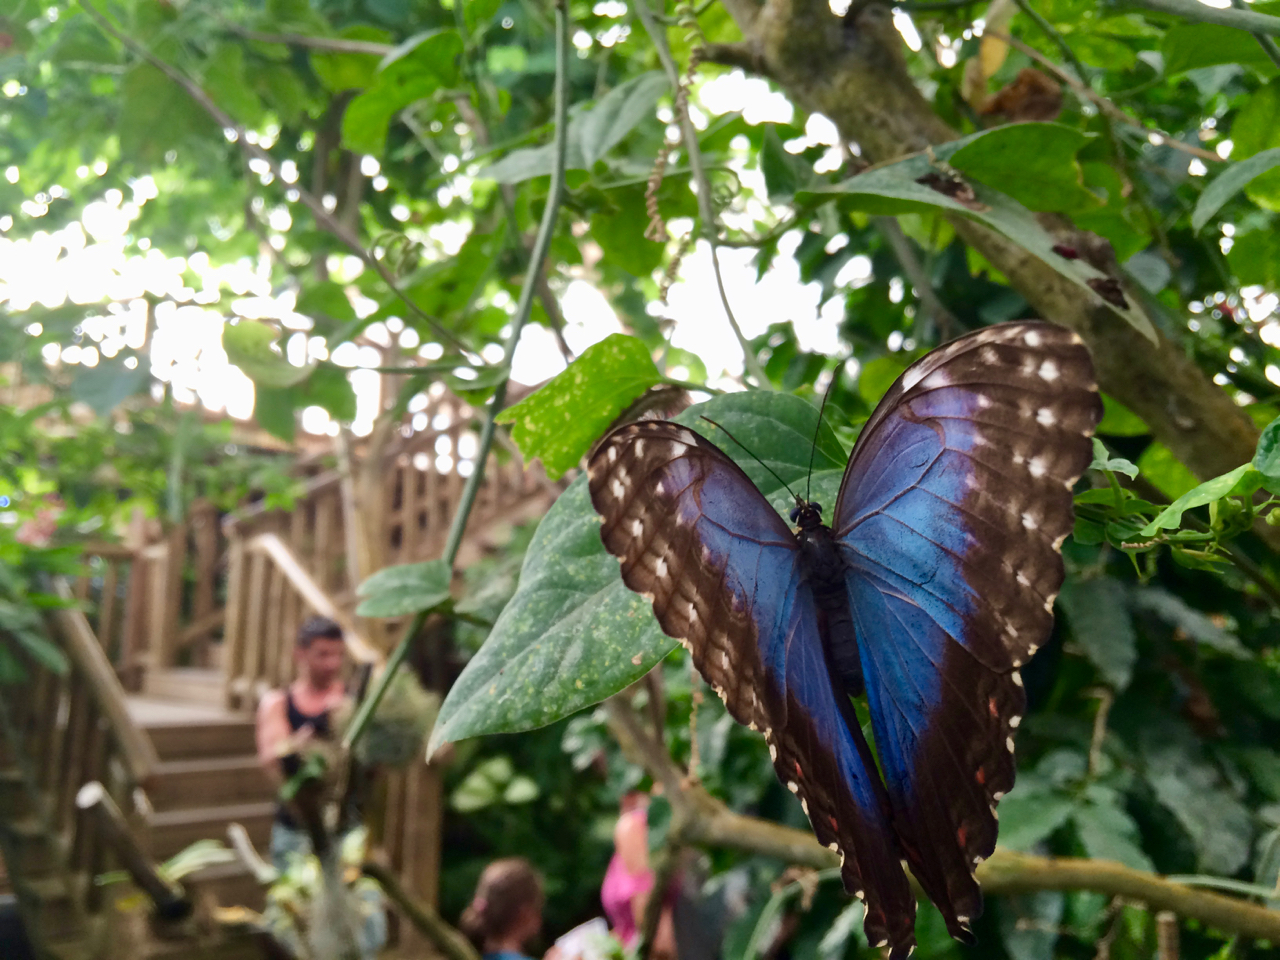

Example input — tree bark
[718,0,1264,493]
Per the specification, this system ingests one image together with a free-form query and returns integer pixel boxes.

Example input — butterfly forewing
[588,421,917,957]
[835,321,1101,936]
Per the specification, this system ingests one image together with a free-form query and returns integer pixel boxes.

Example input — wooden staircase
[130,696,271,912]
[2,389,561,958]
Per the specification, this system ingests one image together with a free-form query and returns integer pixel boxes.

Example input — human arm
[255,690,294,789]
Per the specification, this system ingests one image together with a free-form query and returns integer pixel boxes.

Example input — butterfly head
[789,499,824,530]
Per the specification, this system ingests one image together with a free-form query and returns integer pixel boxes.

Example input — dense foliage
[8,0,1280,957]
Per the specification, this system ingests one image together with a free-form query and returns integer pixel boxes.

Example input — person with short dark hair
[255,615,350,870]
[461,858,560,960]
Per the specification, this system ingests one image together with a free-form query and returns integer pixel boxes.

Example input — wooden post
[189,499,219,663]
[119,509,149,689]
[241,546,268,702]
[222,535,247,708]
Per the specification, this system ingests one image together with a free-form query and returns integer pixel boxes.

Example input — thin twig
[631,0,772,389]
[343,0,572,752]
[78,0,472,356]
[984,29,1222,164]
[224,25,395,55]
[362,861,480,960]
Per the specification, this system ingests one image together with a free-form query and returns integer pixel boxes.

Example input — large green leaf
[356,559,452,617]
[1072,801,1154,871]
[429,391,847,752]
[948,123,1099,213]
[1162,23,1280,75]
[799,136,1156,343]
[577,71,667,168]
[341,30,463,155]
[496,334,663,480]
[1058,578,1137,690]
[310,26,390,92]
[1192,148,1280,232]
[1145,744,1253,874]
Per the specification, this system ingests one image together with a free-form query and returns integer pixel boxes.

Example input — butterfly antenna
[700,416,801,503]
[806,372,839,502]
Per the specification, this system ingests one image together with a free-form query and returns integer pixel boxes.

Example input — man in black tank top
[255,615,351,870]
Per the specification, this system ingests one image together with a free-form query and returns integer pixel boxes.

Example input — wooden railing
[223,531,381,709]
[0,579,159,948]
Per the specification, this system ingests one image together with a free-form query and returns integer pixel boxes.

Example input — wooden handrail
[50,578,160,785]
[248,532,381,664]
[223,470,343,532]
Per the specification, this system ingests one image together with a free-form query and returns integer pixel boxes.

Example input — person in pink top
[600,792,677,958]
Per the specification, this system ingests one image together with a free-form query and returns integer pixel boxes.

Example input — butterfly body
[587,322,1102,958]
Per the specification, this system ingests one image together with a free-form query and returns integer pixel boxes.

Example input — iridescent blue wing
[833,322,1102,937]
[587,421,917,957]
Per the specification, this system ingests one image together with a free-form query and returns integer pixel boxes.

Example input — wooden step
[149,802,274,862]
[144,720,256,764]
[147,758,272,813]
[142,669,224,706]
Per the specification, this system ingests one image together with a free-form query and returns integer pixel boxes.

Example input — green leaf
[857,356,909,406]
[577,71,667,168]
[496,334,663,480]
[1230,79,1280,211]
[1097,395,1148,437]
[429,391,847,752]
[1129,588,1249,658]
[356,559,452,617]
[253,385,298,442]
[1139,463,1263,536]
[69,360,149,416]
[999,892,1064,960]
[1253,415,1280,493]
[302,365,357,422]
[800,142,1156,343]
[1162,23,1280,75]
[1227,227,1280,287]
[296,281,357,324]
[482,138,588,183]
[948,122,1099,213]
[223,320,314,388]
[997,788,1076,850]
[1090,438,1139,479]
[342,31,463,155]
[1058,578,1137,690]
[760,126,810,201]
[202,44,264,125]
[1192,148,1280,232]
[1145,744,1253,874]
[1233,747,1280,801]
[1072,802,1154,871]
[311,26,390,92]
[465,0,504,34]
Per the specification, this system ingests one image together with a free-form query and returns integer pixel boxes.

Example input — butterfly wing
[833,321,1102,937]
[588,421,917,957]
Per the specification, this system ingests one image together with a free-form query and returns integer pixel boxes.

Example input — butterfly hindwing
[588,421,917,956]
[835,321,1101,935]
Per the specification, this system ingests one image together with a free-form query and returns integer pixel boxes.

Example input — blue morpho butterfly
[587,322,1102,957]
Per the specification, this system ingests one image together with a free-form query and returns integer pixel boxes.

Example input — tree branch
[362,861,481,960]
[1229,0,1280,69]
[873,215,958,340]
[1119,0,1280,36]
[701,40,772,76]
[223,25,395,55]
[78,0,471,356]
[605,698,1280,943]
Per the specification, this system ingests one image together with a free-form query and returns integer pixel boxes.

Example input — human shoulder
[256,688,287,721]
